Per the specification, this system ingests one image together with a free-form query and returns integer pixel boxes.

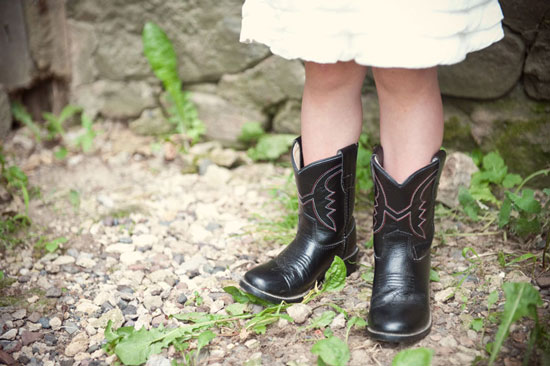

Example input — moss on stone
[443,115,478,151]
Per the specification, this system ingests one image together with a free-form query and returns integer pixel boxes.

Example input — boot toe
[367,303,431,342]
[240,262,295,301]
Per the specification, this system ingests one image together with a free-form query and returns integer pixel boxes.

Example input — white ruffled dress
[240,0,504,68]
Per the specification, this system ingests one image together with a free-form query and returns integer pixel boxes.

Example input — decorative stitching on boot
[298,164,343,232]
[373,169,438,239]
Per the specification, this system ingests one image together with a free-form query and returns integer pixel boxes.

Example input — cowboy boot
[240,137,359,303]
[365,146,446,342]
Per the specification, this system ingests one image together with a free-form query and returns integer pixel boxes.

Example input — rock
[120,251,146,266]
[11,309,26,320]
[537,275,550,288]
[122,305,137,317]
[90,308,124,329]
[28,312,41,323]
[71,80,156,120]
[272,99,301,135]
[176,294,188,304]
[143,295,163,311]
[65,332,89,357]
[52,255,77,266]
[76,256,97,269]
[68,20,98,88]
[0,329,17,340]
[105,243,136,254]
[39,317,51,329]
[44,333,57,346]
[524,18,550,100]
[438,152,479,208]
[219,56,305,110]
[0,86,12,139]
[330,313,346,329]
[133,234,158,248]
[435,288,455,303]
[0,349,15,365]
[439,28,525,99]
[203,165,231,186]
[286,304,312,324]
[45,287,62,298]
[64,321,79,335]
[209,148,240,168]
[76,300,100,314]
[440,335,458,348]
[191,92,267,146]
[146,354,171,366]
[129,108,174,136]
[21,331,43,346]
[500,0,550,43]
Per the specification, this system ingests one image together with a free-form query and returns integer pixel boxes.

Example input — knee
[305,61,365,92]
[373,67,438,95]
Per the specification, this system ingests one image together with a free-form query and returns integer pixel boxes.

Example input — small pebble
[39,317,51,329]
[177,294,188,304]
[45,287,62,298]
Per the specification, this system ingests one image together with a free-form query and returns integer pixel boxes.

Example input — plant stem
[515,168,550,193]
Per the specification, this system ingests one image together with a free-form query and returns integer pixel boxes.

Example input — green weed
[142,22,204,143]
[104,257,348,365]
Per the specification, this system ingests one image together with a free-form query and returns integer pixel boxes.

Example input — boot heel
[344,249,359,276]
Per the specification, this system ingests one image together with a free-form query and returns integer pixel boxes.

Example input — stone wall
[1,0,549,183]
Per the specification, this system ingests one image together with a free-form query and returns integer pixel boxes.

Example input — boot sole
[365,315,432,343]
[239,247,359,303]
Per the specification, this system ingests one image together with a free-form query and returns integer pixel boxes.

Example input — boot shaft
[291,137,358,242]
[371,146,446,258]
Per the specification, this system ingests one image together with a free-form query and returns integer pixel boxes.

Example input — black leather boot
[240,137,359,303]
[365,146,446,343]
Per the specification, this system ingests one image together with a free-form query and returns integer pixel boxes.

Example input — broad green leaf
[196,330,216,349]
[54,146,68,160]
[470,318,484,332]
[223,286,272,307]
[322,256,347,293]
[458,187,479,220]
[506,189,541,214]
[469,182,499,204]
[142,22,180,92]
[470,149,484,167]
[306,311,336,330]
[11,102,41,142]
[361,271,374,284]
[311,336,350,366]
[505,253,537,267]
[239,121,265,144]
[225,303,247,316]
[247,134,296,161]
[487,290,499,309]
[488,282,543,366]
[543,188,550,196]
[498,197,512,228]
[502,173,522,189]
[44,237,67,253]
[346,316,366,331]
[481,152,507,184]
[429,268,440,282]
[392,347,433,366]
[514,217,541,238]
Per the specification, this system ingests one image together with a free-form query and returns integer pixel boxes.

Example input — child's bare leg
[301,61,368,165]
[372,67,444,182]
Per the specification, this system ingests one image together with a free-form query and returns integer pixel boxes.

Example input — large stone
[218,56,305,110]
[438,28,525,99]
[191,92,268,145]
[463,87,550,187]
[442,101,477,152]
[0,1,35,89]
[500,0,550,44]
[65,332,89,357]
[272,99,301,135]
[94,27,152,81]
[68,20,98,88]
[66,0,270,83]
[71,80,156,119]
[0,86,12,139]
[129,108,174,136]
[438,152,479,208]
[524,17,550,101]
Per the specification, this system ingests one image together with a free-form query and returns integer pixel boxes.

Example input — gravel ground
[1,122,548,366]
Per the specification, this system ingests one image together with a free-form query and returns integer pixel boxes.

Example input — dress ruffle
[240,0,504,68]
